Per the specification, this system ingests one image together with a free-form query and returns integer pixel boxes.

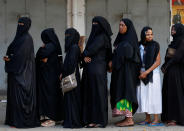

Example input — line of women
[3,16,184,128]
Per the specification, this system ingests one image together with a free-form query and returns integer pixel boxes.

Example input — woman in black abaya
[81,16,113,128]
[36,28,64,127]
[161,23,184,126]
[62,28,82,128]
[4,17,40,128]
[110,18,140,127]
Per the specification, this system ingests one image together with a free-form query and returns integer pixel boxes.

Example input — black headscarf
[86,16,113,49]
[6,17,31,56]
[64,28,80,52]
[113,18,139,48]
[139,26,160,85]
[113,18,140,63]
[139,26,152,46]
[169,23,184,49]
[41,28,63,58]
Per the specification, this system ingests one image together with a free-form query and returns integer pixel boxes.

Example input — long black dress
[36,28,64,121]
[62,28,82,128]
[81,16,112,127]
[5,17,40,128]
[161,23,184,125]
[110,19,140,114]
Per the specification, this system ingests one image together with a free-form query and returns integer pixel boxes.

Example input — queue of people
[3,16,184,128]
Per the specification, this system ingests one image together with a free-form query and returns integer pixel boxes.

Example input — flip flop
[94,124,104,128]
[116,124,134,127]
[41,120,56,127]
[84,124,96,128]
[148,122,164,127]
[138,121,150,125]
[167,122,177,126]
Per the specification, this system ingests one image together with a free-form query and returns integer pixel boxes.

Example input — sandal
[94,124,104,128]
[148,122,164,127]
[41,120,56,127]
[138,121,150,125]
[115,121,134,127]
[167,121,176,126]
[84,123,96,128]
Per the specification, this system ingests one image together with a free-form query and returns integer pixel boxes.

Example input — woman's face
[171,26,176,36]
[119,21,127,34]
[145,29,153,42]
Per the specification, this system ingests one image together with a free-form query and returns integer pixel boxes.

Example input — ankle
[126,117,134,123]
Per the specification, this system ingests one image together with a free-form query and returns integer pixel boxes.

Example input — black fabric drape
[110,18,140,114]
[62,28,82,128]
[162,41,184,125]
[81,16,112,127]
[36,28,64,121]
[161,23,184,125]
[5,17,40,128]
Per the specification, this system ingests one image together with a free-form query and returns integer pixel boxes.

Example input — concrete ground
[0,96,184,131]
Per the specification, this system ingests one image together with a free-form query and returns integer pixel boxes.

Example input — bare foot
[114,118,126,125]
[167,121,176,126]
[115,117,134,127]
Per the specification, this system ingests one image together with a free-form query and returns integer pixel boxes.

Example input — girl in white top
[136,26,163,126]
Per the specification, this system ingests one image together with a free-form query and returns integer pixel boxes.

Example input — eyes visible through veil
[18,22,24,26]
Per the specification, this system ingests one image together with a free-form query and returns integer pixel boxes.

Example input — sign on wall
[172,0,184,24]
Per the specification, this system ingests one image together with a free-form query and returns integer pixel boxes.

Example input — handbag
[61,70,77,93]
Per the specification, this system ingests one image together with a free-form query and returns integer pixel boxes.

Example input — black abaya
[161,24,184,125]
[5,17,40,128]
[62,28,82,128]
[81,16,112,127]
[110,18,140,114]
[36,28,64,121]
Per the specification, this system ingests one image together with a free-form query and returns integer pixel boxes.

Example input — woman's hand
[42,44,45,48]
[3,56,10,62]
[139,71,149,79]
[59,74,62,81]
[84,57,91,63]
[108,61,112,72]
[41,58,48,63]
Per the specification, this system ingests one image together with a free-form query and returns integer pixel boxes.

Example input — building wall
[0,0,66,90]
[0,0,170,90]
[86,0,170,87]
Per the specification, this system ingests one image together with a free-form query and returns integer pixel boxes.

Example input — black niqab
[65,28,80,52]
[86,16,113,49]
[6,17,31,56]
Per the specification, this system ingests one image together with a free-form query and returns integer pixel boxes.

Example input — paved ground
[0,96,184,131]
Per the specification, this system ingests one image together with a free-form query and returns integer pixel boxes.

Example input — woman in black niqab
[4,17,40,128]
[110,18,140,127]
[62,28,82,128]
[161,23,184,126]
[81,16,112,128]
[36,28,64,126]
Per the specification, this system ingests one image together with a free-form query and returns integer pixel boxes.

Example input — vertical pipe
[147,0,150,26]
[44,0,47,28]
[4,0,7,44]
